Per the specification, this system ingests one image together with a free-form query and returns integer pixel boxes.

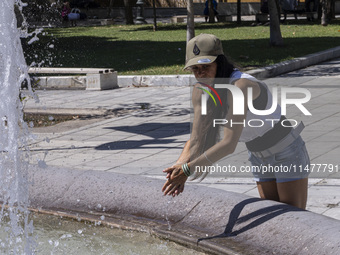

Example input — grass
[24,113,78,127]
[22,19,340,75]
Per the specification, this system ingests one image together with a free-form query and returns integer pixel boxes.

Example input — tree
[124,0,134,24]
[21,0,59,23]
[187,0,195,42]
[237,0,241,24]
[152,0,157,31]
[320,0,335,26]
[107,0,114,18]
[268,0,283,46]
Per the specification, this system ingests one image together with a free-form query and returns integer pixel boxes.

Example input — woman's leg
[256,180,280,202]
[277,178,308,210]
[272,136,309,209]
[257,178,308,209]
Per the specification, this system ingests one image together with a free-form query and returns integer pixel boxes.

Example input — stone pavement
[24,58,340,221]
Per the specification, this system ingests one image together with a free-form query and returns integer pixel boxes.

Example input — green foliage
[21,20,340,75]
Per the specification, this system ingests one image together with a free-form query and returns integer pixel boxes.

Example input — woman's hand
[162,165,188,196]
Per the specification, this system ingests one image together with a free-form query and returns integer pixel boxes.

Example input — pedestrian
[305,0,319,21]
[162,34,310,210]
[279,0,299,22]
[204,0,219,22]
[61,1,71,23]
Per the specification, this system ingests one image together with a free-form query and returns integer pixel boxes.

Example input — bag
[67,13,80,20]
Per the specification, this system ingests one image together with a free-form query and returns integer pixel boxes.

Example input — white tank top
[230,70,282,142]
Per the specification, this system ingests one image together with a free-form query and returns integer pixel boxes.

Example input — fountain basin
[26,165,340,255]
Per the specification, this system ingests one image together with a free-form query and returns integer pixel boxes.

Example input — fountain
[0,2,209,254]
[0,2,201,254]
[0,0,36,253]
[1,1,340,254]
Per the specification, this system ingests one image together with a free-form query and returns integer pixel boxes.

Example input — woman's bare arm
[189,78,260,170]
[162,79,260,196]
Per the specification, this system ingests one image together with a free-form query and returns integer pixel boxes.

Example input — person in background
[305,0,319,21]
[61,1,71,23]
[204,0,219,22]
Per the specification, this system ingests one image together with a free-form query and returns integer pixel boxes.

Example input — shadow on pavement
[95,122,190,150]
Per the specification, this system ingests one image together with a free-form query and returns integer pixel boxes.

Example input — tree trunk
[268,0,284,46]
[320,0,334,26]
[237,0,241,24]
[187,0,195,42]
[124,0,134,24]
[107,0,114,18]
[330,0,335,19]
[153,0,157,31]
[321,0,328,25]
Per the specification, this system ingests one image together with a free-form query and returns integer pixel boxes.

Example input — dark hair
[215,54,235,78]
[205,55,234,148]
[191,55,234,174]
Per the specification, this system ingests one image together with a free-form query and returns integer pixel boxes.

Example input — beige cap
[184,34,224,69]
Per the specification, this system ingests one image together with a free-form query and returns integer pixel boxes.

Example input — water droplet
[38,160,47,168]
[61,234,72,239]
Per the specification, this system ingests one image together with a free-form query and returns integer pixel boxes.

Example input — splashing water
[165,197,173,231]
[0,0,35,253]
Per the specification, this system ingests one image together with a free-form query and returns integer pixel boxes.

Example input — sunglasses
[187,64,214,73]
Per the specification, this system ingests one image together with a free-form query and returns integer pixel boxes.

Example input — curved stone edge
[116,46,340,87]
[247,46,340,79]
[28,165,340,255]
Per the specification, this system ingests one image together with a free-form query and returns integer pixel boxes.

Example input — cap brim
[184,55,218,70]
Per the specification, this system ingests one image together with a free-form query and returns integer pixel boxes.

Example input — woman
[61,1,71,22]
[162,34,310,209]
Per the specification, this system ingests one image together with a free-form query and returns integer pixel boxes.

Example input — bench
[170,15,186,23]
[171,14,231,23]
[28,67,118,90]
[280,0,318,21]
[170,15,206,24]
[281,9,317,21]
[218,14,232,22]
[256,13,269,23]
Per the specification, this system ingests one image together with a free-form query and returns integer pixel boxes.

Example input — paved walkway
[25,58,340,220]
